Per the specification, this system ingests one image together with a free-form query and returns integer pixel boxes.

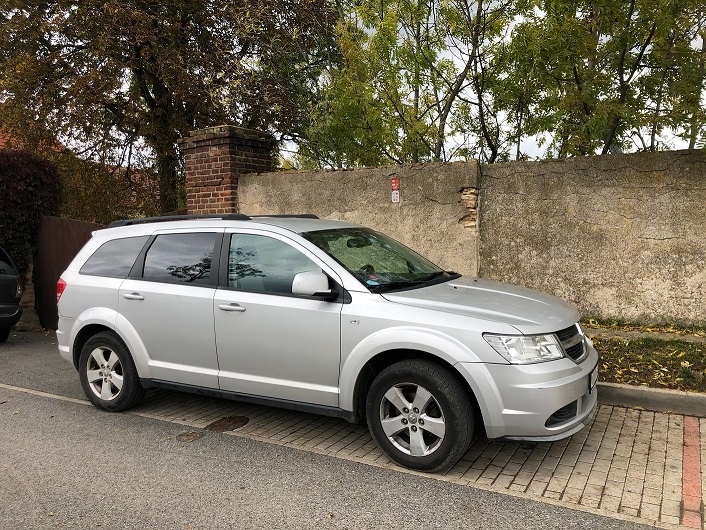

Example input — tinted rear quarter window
[142,233,216,285]
[80,236,149,278]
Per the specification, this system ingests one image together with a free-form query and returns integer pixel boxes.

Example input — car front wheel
[366,359,474,472]
[79,331,145,411]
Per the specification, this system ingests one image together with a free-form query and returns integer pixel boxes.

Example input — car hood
[381,276,580,334]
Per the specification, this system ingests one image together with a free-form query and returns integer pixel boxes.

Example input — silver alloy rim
[379,382,446,457]
[85,346,124,401]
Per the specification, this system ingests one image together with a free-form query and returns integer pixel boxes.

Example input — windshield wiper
[368,279,422,293]
[368,271,460,293]
[418,270,460,283]
[418,271,447,282]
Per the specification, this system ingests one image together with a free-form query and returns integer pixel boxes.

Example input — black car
[0,245,23,343]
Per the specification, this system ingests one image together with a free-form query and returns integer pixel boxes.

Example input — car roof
[99,215,360,237]
[253,216,360,233]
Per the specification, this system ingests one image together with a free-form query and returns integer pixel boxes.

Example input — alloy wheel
[85,346,124,401]
[379,382,446,457]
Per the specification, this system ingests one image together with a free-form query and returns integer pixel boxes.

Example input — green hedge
[0,149,62,277]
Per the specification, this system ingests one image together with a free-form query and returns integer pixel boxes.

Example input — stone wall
[479,150,706,325]
[238,163,481,275]
[178,125,706,326]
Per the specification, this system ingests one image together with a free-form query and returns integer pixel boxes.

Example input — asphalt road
[0,331,655,530]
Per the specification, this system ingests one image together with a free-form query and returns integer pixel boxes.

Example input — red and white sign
[390,177,400,191]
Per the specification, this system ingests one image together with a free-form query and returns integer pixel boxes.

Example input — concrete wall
[238,162,480,276]
[179,124,706,326]
[479,150,706,325]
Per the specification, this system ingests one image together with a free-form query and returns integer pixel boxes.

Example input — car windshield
[303,228,458,292]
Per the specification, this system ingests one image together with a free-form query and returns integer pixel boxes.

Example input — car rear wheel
[79,331,145,411]
[366,359,474,472]
[0,327,10,343]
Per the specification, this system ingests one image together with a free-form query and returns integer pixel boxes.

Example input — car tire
[0,327,10,343]
[366,359,474,472]
[79,331,145,412]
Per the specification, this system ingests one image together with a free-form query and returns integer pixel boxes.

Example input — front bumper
[457,342,599,440]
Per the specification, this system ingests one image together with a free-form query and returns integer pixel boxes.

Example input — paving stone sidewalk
[130,389,705,529]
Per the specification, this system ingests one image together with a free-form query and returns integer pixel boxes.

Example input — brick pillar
[178,125,275,215]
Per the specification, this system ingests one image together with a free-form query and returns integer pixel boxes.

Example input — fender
[70,307,153,379]
[338,326,484,411]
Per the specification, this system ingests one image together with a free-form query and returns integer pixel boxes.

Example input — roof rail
[107,214,251,227]
[250,214,319,219]
[107,213,319,227]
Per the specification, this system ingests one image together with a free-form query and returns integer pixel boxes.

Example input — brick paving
[130,389,706,529]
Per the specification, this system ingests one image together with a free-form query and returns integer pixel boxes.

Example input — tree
[299,0,527,167]
[302,0,442,167]
[0,0,336,213]
[440,0,528,163]
[0,150,62,277]
[503,0,706,156]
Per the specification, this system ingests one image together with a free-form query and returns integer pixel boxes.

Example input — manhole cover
[176,431,205,442]
[205,416,249,432]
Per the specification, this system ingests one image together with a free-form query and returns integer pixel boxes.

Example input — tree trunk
[156,147,179,214]
[689,28,706,149]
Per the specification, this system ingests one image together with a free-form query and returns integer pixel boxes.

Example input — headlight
[484,333,564,364]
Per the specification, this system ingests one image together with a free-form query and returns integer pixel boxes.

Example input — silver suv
[57,214,598,471]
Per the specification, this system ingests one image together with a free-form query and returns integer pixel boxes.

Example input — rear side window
[80,236,149,278]
[143,233,216,285]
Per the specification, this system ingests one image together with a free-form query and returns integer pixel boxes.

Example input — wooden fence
[35,216,104,329]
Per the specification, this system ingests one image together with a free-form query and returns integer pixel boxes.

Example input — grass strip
[583,317,706,337]
[593,337,706,393]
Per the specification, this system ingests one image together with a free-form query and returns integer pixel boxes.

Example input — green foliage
[299,0,446,167]
[0,150,62,277]
[56,152,160,224]
[299,0,556,167]
[300,0,706,165]
[502,0,706,156]
[297,22,393,168]
[1,0,703,174]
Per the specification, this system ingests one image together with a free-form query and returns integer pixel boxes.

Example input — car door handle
[219,303,246,312]
[123,293,144,300]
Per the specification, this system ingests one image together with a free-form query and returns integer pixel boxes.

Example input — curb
[597,381,706,418]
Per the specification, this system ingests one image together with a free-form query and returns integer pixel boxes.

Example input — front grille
[545,400,578,427]
[555,325,578,342]
[565,342,584,360]
[555,324,587,362]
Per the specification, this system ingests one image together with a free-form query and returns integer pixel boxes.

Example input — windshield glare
[303,228,447,291]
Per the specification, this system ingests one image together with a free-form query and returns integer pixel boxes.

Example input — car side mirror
[292,271,338,300]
